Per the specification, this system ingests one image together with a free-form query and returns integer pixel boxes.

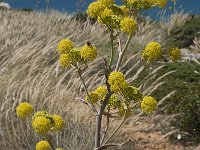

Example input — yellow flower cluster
[141,96,157,113]
[57,39,97,68]
[168,47,180,62]
[52,115,64,131]
[36,141,51,150]
[87,1,106,18]
[59,54,72,68]
[142,41,162,64]
[108,94,121,108]
[95,85,107,100]
[16,102,33,119]
[32,111,64,135]
[86,92,99,103]
[120,17,137,35]
[122,86,143,102]
[87,0,137,34]
[57,39,74,54]
[32,116,52,135]
[108,71,128,93]
[126,0,168,9]
[80,44,97,61]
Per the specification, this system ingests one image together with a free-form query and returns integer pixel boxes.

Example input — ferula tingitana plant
[55,0,180,149]
[15,0,181,149]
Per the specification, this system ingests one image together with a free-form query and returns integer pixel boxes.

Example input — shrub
[168,15,200,48]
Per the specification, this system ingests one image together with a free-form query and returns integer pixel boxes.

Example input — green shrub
[153,61,200,142]
[168,15,200,48]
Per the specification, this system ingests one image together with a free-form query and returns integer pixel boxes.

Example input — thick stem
[109,30,114,71]
[100,108,110,145]
[115,34,132,71]
[103,111,127,145]
[95,92,112,149]
[95,62,112,149]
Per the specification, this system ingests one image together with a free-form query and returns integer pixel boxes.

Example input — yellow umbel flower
[120,17,137,35]
[142,41,162,64]
[108,71,128,93]
[100,0,115,6]
[122,86,143,103]
[57,39,74,54]
[52,115,64,132]
[95,85,107,100]
[168,47,180,62]
[32,116,52,135]
[80,44,97,61]
[86,92,99,104]
[70,48,82,62]
[141,96,157,113]
[87,1,106,18]
[97,8,114,24]
[126,0,154,9]
[59,54,72,68]
[108,94,121,108]
[36,141,51,150]
[16,102,33,119]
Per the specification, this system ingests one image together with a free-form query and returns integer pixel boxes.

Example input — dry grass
[0,9,190,149]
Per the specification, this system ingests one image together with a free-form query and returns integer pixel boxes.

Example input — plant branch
[115,34,132,71]
[109,30,114,71]
[95,58,112,149]
[100,108,110,145]
[103,110,127,145]
[75,65,97,113]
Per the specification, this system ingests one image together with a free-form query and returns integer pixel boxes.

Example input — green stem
[75,65,97,112]
[109,30,114,71]
[103,110,127,145]
[115,34,132,71]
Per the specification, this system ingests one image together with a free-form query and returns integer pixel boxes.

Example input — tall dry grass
[0,9,190,149]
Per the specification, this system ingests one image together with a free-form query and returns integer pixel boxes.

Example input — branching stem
[115,34,132,71]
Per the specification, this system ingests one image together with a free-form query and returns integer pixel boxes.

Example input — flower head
[100,0,115,6]
[87,1,106,18]
[168,47,180,62]
[80,44,97,61]
[120,17,137,35]
[97,8,114,24]
[51,115,64,132]
[108,94,121,108]
[16,102,33,119]
[142,41,162,64]
[108,71,128,93]
[32,116,52,135]
[122,86,143,103]
[86,92,99,104]
[95,85,107,100]
[36,141,51,150]
[70,48,82,61]
[141,96,157,113]
[126,0,154,9]
[59,54,72,68]
[57,39,74,54]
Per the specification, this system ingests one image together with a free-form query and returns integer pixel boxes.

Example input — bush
[168,15,200,48]
[152,61,200,142]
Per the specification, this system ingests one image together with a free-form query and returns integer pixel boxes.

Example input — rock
[0,2,11,9]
